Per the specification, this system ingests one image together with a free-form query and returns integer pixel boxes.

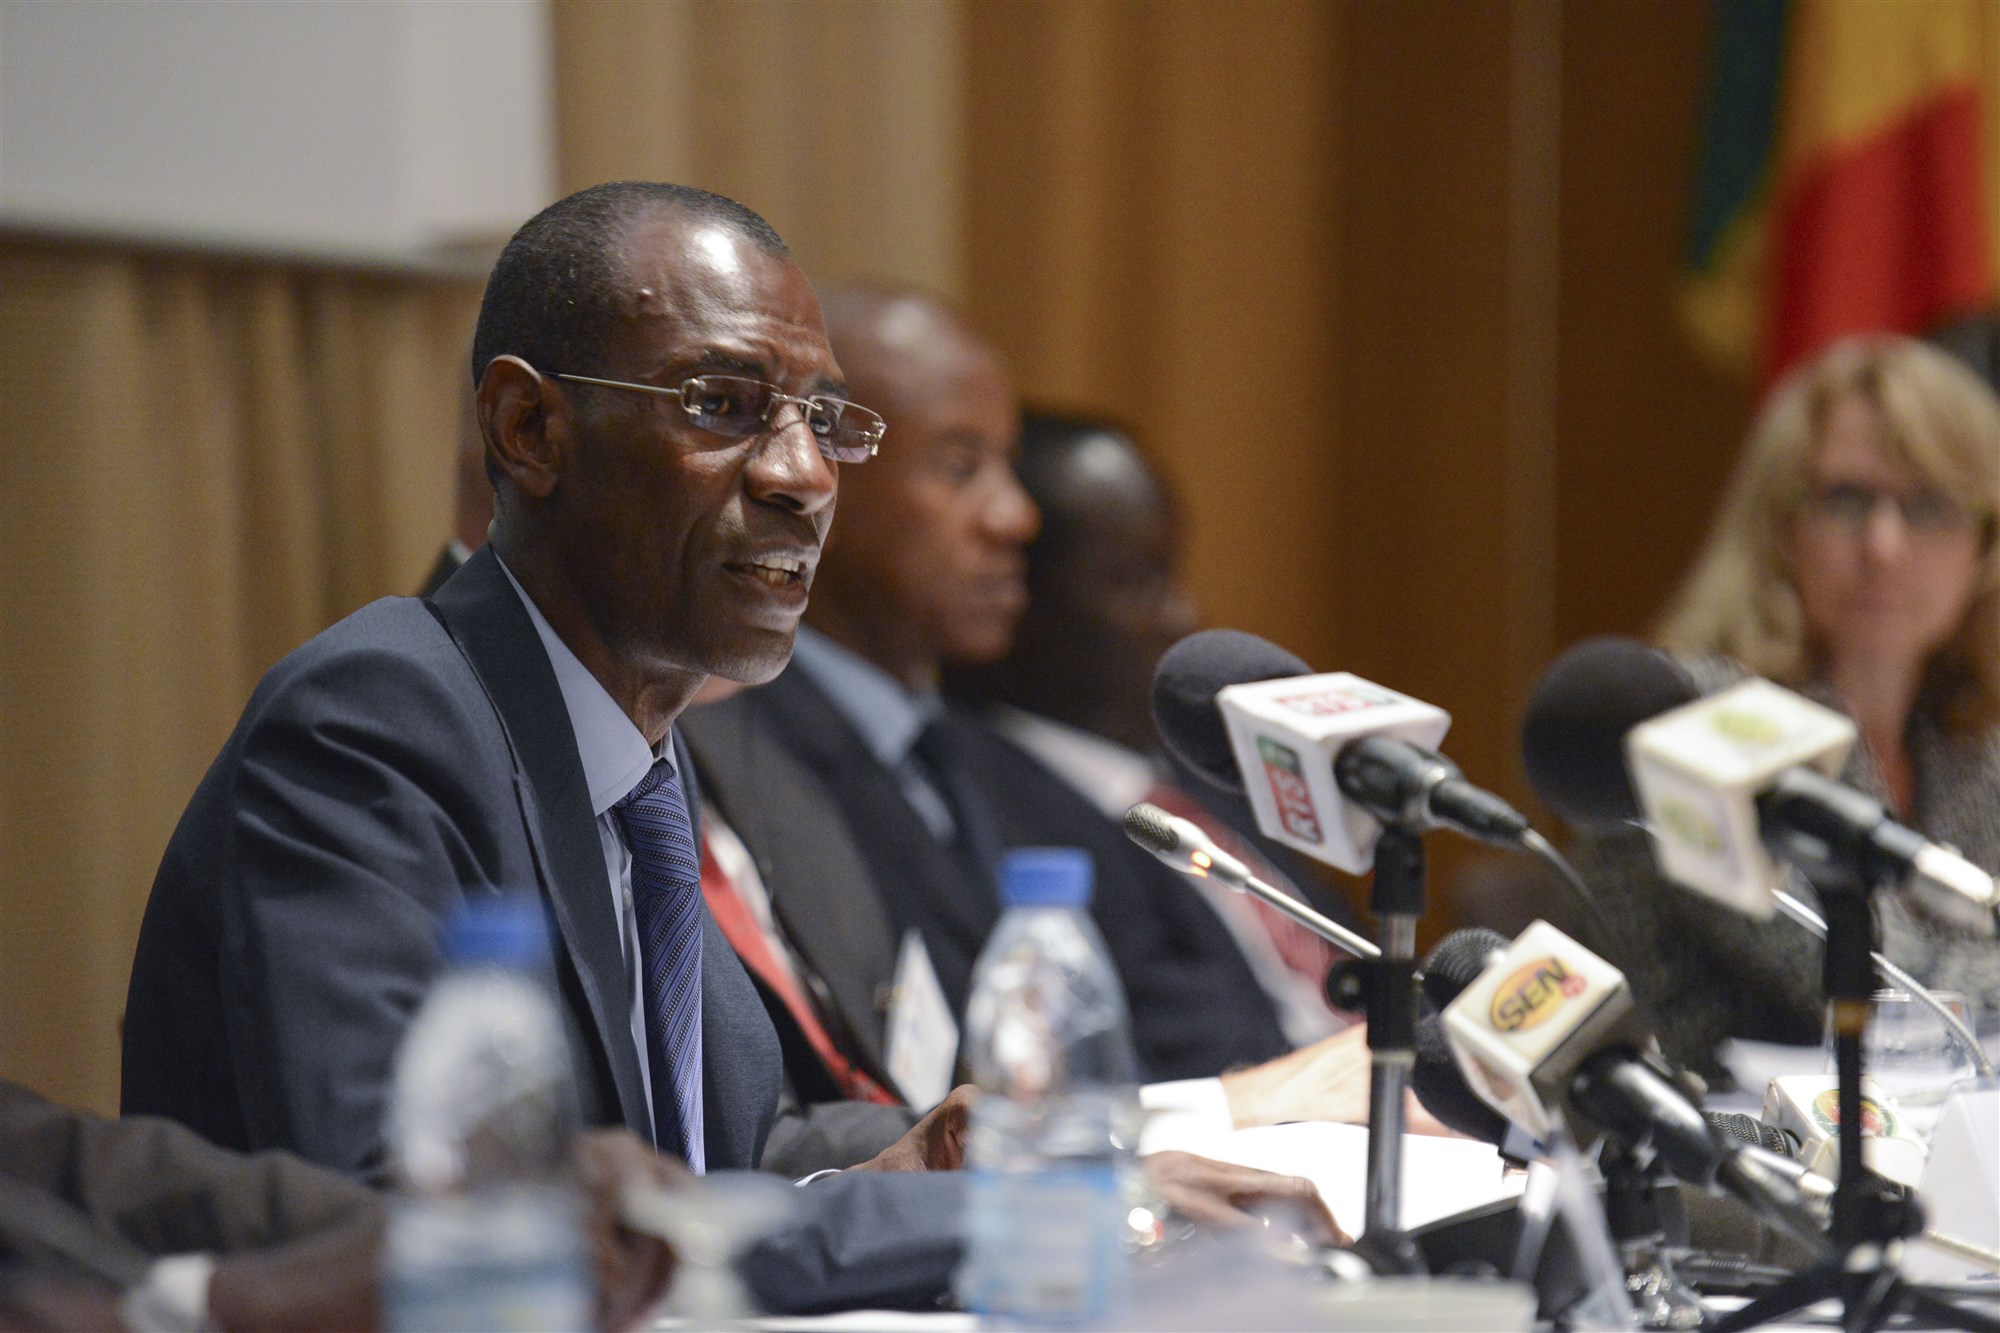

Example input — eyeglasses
[1798,481,1990,537]
[550,371,884,462]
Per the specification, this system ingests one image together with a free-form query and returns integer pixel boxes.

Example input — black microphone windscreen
[1420,928,1512,1010]
[1150,629,1312,793]
[1411,1015,1512,1148]
[1520,636,1700,827]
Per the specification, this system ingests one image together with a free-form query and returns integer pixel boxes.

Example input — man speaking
[118,182,1331,1311]
[123,182,857,1181]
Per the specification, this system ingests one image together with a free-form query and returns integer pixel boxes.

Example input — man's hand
[851,1085,976,1172]
[1141,1151,1349,1246]
[208,1214,384,1332]
[1218,1023,1458,1136]
[578,1127,692,1332]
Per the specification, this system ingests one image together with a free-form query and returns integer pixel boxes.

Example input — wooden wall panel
[1557,0,1749,648]
[1333,1,1517,800]
[552,0,967,300]
[964,0,1341,671]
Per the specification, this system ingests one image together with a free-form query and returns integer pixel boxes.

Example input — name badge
[885,930,958,1111]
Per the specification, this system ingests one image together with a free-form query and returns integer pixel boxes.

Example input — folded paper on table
[1140,1117,1526,1231]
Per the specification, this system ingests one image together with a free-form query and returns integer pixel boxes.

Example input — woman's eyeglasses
[1798,482,1990,539]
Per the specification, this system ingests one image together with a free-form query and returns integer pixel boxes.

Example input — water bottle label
[385,1193,591,1333]
[385,1254,591,1332]
[959,1164,1127,1325]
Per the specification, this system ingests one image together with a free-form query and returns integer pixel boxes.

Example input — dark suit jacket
[0,1076,374,1290]
[682,668,1290,1084]
[123,546,778,1179]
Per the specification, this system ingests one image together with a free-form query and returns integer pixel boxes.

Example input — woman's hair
[1656,334,2000,733]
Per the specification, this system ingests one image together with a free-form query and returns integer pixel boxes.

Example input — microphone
[1439,919,1653,1147]
[1521,637,1998,934]
[1441,919,1828,1251]
[1152,629,1299,793]
[1150,629,1530,873]
[1418,927,1511,1012]
[1410,1012,1515,1148]
[1407,930,1543,1161]
[1762,1074,1928,1189]
[1121,802,1379,960]
[1706,1109,1797,1159]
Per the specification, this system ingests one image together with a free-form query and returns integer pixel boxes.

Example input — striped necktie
[613,757,705,1171]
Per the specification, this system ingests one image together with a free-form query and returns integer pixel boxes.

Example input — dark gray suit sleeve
[759,1093,919,1177]
[217,644,526,1180]
[0,1078,378,1264]
[737,1170,966,1314]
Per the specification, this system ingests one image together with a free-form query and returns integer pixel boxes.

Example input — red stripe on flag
[1765,86,1992,386]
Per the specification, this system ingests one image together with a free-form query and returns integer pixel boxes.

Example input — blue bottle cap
[999,847,1093,909]
[442,895,553,970]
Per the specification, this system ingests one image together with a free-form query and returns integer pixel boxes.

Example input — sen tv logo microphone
[1256,735,1325,844]
[1489,956,1590,1032]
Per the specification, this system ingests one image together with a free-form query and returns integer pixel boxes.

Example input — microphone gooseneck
[1769,885,1996,1079]
[1121,802,1380,960]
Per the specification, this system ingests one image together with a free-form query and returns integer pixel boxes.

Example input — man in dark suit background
[681,287,1296,1099]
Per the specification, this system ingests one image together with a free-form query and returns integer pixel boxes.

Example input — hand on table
[851,1085,976,1172]
[1218,1022,1458,1136]
[1141,1151,1350,1246]
[579,1127,693,1332]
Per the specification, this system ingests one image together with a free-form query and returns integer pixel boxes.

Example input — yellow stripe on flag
[1781,0,1986,161]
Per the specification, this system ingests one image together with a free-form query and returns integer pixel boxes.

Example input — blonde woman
[1581,335,2000,1081]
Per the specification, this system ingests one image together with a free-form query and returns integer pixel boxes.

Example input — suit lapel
[746,669,998,1013]
[680,690,903,1086]
[427,547,650,1139]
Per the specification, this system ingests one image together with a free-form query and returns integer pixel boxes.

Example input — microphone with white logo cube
[1439,920,1651,1145]
[1625,678,1855,918]
[1216,673,1451,874]
[1761,1074,1928,1190]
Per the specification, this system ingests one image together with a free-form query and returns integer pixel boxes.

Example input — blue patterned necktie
[612,757,705,1172]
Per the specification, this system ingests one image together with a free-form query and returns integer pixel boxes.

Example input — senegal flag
[1680,0,2000,387]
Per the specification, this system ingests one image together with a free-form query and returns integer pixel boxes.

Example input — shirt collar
[788,626,938,768]
[495,552,665,815]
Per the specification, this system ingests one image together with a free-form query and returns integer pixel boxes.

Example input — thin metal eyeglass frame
[549,370,883,460]
[1797,482,1988,537]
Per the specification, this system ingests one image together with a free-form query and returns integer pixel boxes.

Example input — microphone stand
[1357,824,1424,1273]
[1712,861,2000,1333]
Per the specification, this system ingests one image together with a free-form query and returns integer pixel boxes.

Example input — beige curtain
[0,236,477,1113]
[553,0,967,301]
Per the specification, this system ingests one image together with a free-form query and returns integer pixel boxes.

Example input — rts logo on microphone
[1272,682,1397,718]
[1255,735,1325,844]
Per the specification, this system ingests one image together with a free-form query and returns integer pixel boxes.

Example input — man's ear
[478,354,566,500]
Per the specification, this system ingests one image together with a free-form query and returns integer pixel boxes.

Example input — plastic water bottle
[384,896,592,1332]
[956,848,1141,1328]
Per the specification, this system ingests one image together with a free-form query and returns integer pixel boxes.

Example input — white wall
[0,0,553,258]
